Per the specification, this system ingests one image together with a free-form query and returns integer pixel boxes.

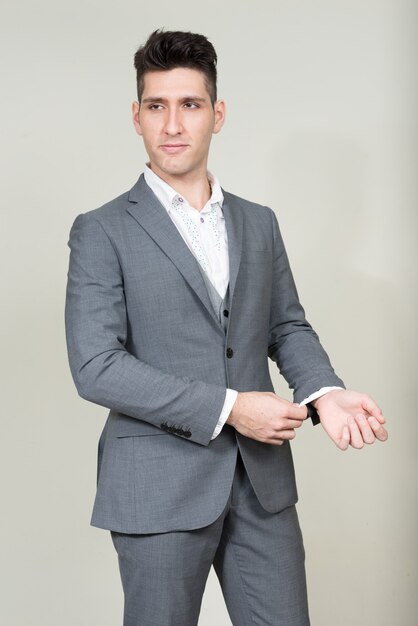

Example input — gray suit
[65,173,343,533]
[65,174,344,623]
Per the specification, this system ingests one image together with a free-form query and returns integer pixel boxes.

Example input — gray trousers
[110,450,310,626]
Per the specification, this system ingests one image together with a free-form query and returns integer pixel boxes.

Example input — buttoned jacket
[65,174,344,533]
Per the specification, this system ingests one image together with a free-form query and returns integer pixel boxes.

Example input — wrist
[227,392,244,426]
[312,388,342,411]
[226,391,245,426]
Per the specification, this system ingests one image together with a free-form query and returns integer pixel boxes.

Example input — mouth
[160,144,189,154]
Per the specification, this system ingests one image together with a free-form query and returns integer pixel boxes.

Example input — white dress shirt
[143,165,341,438]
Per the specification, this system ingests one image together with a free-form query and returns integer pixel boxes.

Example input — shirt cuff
[298,386,344,406]
[211,388,239,439]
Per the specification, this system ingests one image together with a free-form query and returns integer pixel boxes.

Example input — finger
[271,429,296,441]
[337,425,350,451]
[266,438,284,446]
[354,413,375,445]
[278,429,297,440]
[367,416,389,441]
[361,395,385,423]
[284,417,305,428]
[348,416,364,449]
[287,404,308,420]
[274,415,305,432]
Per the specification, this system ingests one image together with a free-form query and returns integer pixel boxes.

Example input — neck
[149,165,212,211]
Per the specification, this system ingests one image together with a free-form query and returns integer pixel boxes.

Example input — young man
[65,30,388,626]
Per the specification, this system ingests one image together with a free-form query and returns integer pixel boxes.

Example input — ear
[131,101,142,136]
[213,99,226,134]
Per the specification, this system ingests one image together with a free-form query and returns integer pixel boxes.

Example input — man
[65,29,388,626]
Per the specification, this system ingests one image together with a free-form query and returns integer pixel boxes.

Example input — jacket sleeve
[64,212,227,446]
[267,208,345,404]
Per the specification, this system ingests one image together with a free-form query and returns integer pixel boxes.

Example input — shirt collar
[143,163,224,214]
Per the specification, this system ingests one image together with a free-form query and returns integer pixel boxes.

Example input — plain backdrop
[1,1,417,624]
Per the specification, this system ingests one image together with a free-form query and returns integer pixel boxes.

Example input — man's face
[132,68,225,182]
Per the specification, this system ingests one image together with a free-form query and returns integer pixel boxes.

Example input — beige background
[1,1,417,624]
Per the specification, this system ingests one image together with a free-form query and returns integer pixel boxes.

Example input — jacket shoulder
[69,174,144,235]
[79,189,131,223]
[222,190,273,220]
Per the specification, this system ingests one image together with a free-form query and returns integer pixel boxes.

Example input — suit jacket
[65,174,344,534]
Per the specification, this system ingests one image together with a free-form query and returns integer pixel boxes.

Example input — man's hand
[313,389,388,451]
[227,391,307,445]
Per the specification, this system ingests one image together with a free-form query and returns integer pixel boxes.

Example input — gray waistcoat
[197,265,230,335]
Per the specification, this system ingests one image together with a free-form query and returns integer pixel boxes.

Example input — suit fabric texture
[110,450,310,626]
[65,174,344,535]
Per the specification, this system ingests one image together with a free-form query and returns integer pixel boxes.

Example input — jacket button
[223,309,229,317]
[226,347,234,358]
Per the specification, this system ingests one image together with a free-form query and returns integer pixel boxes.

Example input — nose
[163,106,183,135]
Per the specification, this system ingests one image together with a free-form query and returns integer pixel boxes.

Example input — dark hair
[134,29,217,105]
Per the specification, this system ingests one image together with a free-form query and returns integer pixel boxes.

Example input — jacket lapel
[126,175,244,329]
[221,191,243,307]
[126,175,221,329]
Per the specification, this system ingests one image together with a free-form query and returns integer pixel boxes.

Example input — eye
[183,102,199,109]
[147,103,164,110]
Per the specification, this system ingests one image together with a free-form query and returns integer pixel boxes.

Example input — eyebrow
[141,96,208,104]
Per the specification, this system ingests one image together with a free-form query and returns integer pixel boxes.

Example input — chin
[160,163,192,177]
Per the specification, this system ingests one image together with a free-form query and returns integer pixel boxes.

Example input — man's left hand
[312,389,388,451]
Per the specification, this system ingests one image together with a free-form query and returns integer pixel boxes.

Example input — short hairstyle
[134,29,218,105]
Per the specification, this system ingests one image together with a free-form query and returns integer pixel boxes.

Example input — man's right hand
[226,391,307,445]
